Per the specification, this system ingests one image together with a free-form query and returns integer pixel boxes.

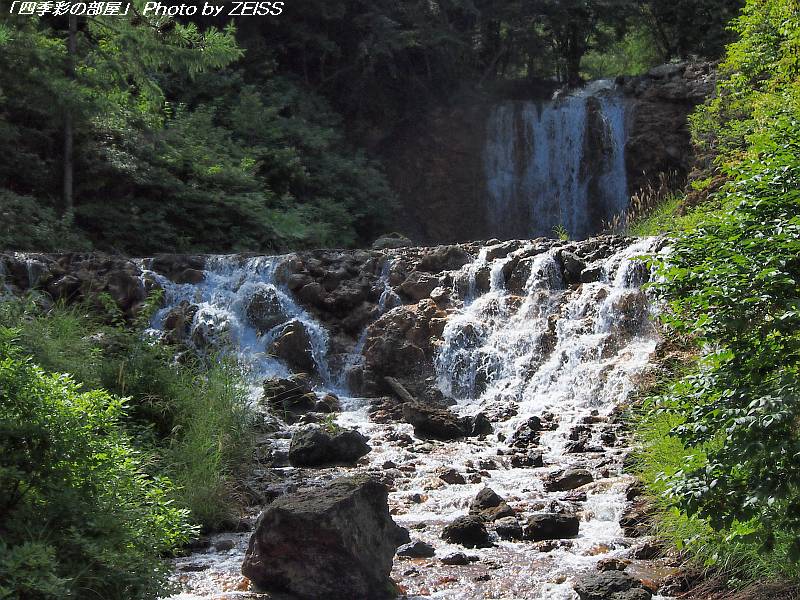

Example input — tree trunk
[63,15,77,214]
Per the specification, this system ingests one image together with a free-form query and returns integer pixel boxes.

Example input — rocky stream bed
[0,236,688,600]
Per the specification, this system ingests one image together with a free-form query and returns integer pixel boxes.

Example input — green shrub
[0,298,255,532]
[638,0,800,578]
[0,327,194,599]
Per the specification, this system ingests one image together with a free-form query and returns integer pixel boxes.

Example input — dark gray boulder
[396,540,435,558]
[242,476,406,599]
[469,487,515,522]
[401,403,492,440]
[573,570,652,600]
[524,513,580,541]
[288,427,371,467]
[441,515,491,548]
[270,320,316,373]
[544,468,594,492]
[494,516,524,541]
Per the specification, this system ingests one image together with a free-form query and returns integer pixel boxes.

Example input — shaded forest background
[0,0,743,255]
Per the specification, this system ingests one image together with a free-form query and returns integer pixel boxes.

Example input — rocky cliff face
[378,62,715,244]
[619,61,717,197]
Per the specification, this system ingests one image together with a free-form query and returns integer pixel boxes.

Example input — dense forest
[1,0,741,253]
[3,0,800,599]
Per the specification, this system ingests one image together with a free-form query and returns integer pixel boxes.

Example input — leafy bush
[0,298,255,532]
[639,0,800,577]
[0,327,194,599]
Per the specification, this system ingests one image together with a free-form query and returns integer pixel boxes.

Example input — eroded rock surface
[242,476,405,599]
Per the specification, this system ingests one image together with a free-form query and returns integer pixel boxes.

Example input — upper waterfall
[484,81,629,240]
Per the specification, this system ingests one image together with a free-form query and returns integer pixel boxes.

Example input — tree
[642,0,745,59]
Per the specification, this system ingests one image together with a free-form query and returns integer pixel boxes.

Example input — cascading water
[162,238,671,600]
[485,81,629,241]
[144,255,334,390]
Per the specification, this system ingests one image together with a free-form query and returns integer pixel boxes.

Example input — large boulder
[573,570,652,600]
[241,476,406,599]
[270,320,316,373]
[401,402,491,441]
[245,286,285,334]
[288,427,371,467]
[544,468,594,492]
[441,515,491,548]
[524,513,580,541]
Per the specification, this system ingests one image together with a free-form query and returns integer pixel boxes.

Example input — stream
[150,237,672,600]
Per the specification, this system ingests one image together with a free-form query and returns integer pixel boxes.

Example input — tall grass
[0,296,254,532]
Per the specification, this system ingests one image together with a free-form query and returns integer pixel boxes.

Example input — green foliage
[0,9,394,254]
[0,298,255,532]
[641,0,744,60]
[0,327,194,599]
[639,0,800,574]
[552,223,570,241]
[581,26,664,79]
[0,191,90,252]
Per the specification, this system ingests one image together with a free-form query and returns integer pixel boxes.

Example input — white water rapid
[484,81,629,241]
[161,238,671,600]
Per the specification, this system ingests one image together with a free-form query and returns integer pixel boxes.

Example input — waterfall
[145,255,334,389]
[437,238,657,415]
[484,81,629,240]
[163,238,668,600]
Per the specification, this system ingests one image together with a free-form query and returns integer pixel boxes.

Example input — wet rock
[560,251,586,284]
[242,476,405,599]
[494,516,524,541]
[417,245,471,273]
[581,265,604,283]
[269,320,316,373]
[178,562,210,572]
[658,568,702,596]
[150,254,206,283]
[244,287,285,334]
[508,417,543,449]
[467,412,493,436]
[262,374,317,419]
[397,540,435,558]
[214,538,236,552]
[362,305,438,388]
[439,468,466,485]
[288,427,371,467]
[630,540,663,560]
[573,570,652,600]
[597,558,630,572]
[162,300,198,344]
[620,499,655,537]
[544,468,594,492]
[440,552,477,566]
[401,403,491,441]
[441,515,491,548]
[398,271,440,301]
[524,513,580,541]
[402,403,465,440]
[469,487,515,522]
[510,450,544,468]
[315,394,341,413]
